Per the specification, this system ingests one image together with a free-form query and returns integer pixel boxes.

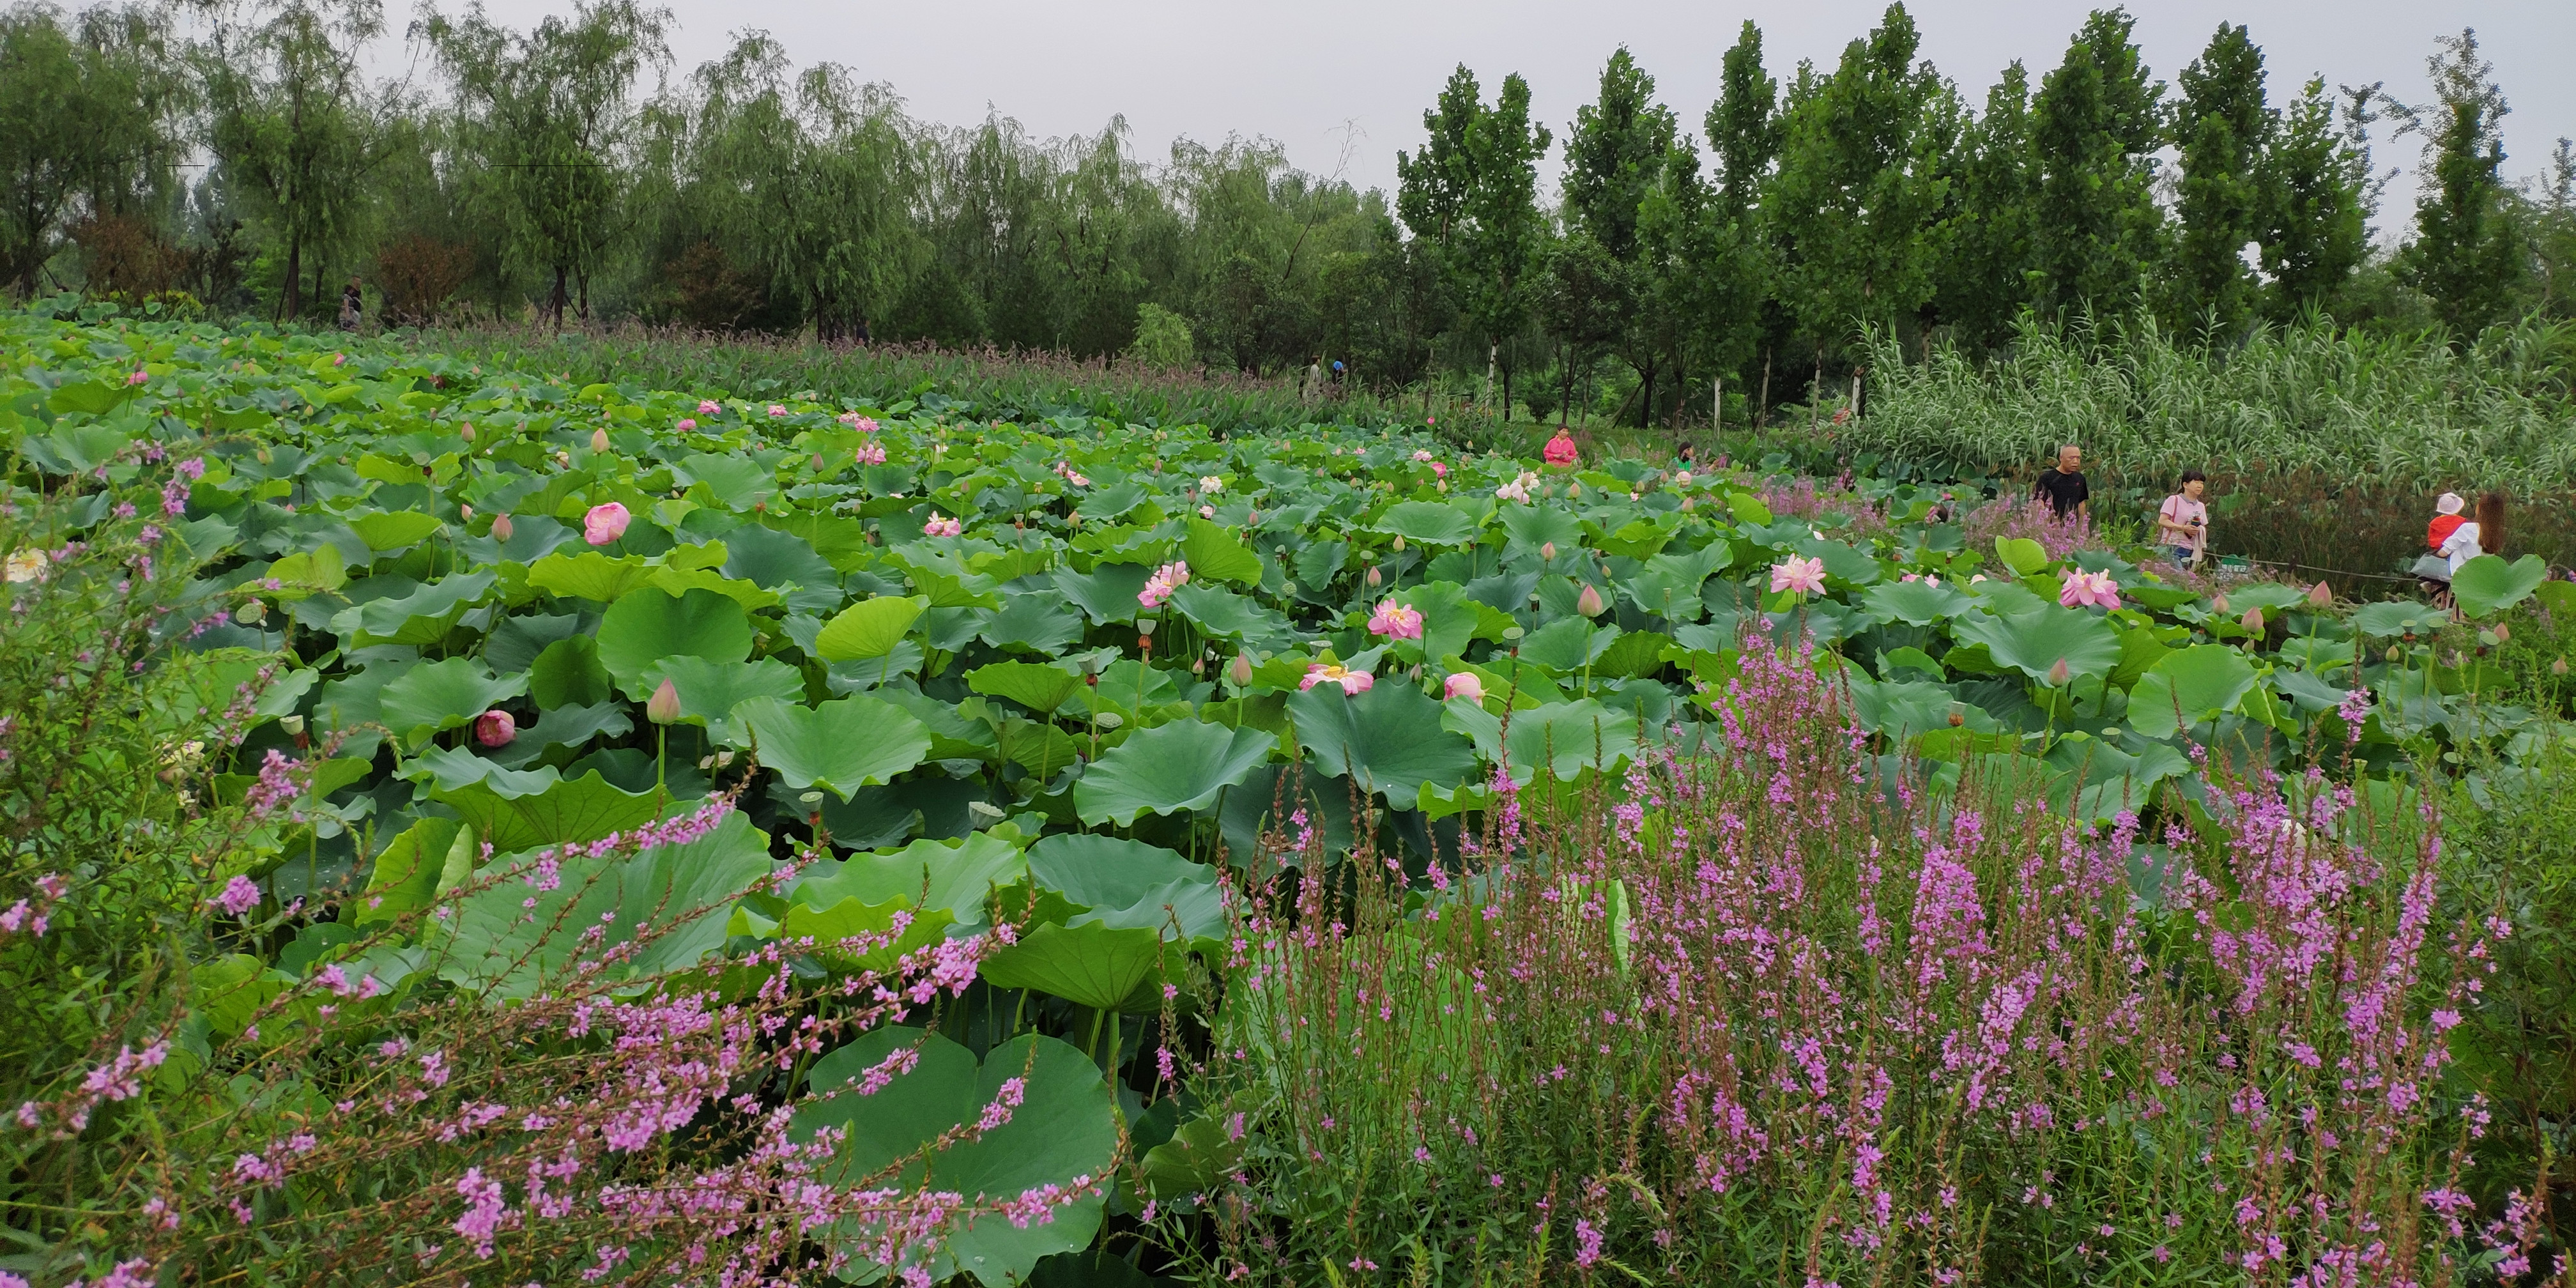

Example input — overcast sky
[393,0,2573,237]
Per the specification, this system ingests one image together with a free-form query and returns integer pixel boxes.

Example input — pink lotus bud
[126,368,148,385]
[2239,606,2265,634]
[1540,542,1556,562]
[583,502,631,546]
[1392,535,1407,553]
[489,513,514,542]
[2308,581,2333,609]
[2491,622,2510,643]
[1230,652,1255,686]
[1443,671,1484,702]
[2553,657,2568,676]
[460,422,475,441]
[591,427,611,452]
[677,418,696,433]
[1576,584,1606,617]
[459,504,473,521]
[1366,566,1383,587]
[2046,657,2071,687]
[475,709,516,747]
[646,677,682,724]
[2211,593,2229,615]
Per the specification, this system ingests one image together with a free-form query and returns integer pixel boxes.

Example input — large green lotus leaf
[1626,544,1731,622]
[1993,536,2050,576]
[434,770,668,854]
[2128,645,2261,739]
[1170,582,1296,648]
[1401,581,1492,668]
[796,1029,1117,1287]
[1177,518,1264,586]
[724,695,930,799]
[1594,629,1673,678]
[2352,600,2449,638]
[438,811,772,1000]
[1026,834,1209,912]
[884,551,1002,610]
[1950,606,2122,684]
[979,921,1169,1012]
[875,687,1000,762]
[645,656,806,737]
[1862,579,1975,627]
[528,634,615,709]
[330,569,496,647]
[1498,503,1583,555]
[967,661,1082,714]
[1054,563,1152,624]
[793,831,1029,926]
[979,592,1085,655]
[2452,554,2549,619]
[1076,479,1148,521]
[351,510,444,552]
[493,702,630,763]
[378,657,527,745]
[1287,680,1478,805]
[1073,721,1276,825]
[1068,659,1181,723]
[1517,618,1620,672]
[1073,876,1225,943]
[402,745,562,796]
[1372,500,1479,545]
[596,586,753,696]
[1847,673,1991,740]
[486,610,583,673]
[676,452,778,507]
[527,550,656,603]
[814,595,926,661]
[721,524,839,602]
[1791,538,1880,585]
[1442,697,1639,786]
[356,816,461,927]
[644,565,783,613]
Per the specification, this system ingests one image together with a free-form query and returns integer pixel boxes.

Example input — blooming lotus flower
[646,677,682,724]
[583,502,631,546]
[6,549,47,584]
[923,513,963,537]
[1367,599,1425,640]
[1674,470,1692,486]
[766,403,788,418]
[676,417,696,433]
[1769,555,1827,595]
[698,399,721,415]
[1199,475,1223,493]
[1200,505,1215,519]
[1543,431,1579,466]
[126,369,148,386]
[1576,583,1607,617]
[1138,560,1191,609]
[1443,671,1484,702]
[1430,461,1446,478]
[854,440,887,466]
[2059,569,2121,610]
[1299,663,1374,695]
[475,710,516,747]
[1412,449,1435,462]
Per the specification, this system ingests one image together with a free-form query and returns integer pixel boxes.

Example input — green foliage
[1124,302,1195,370]
[2030,8,2165,316]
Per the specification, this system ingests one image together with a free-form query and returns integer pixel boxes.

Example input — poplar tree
[2170,23,2269,332]
[1395,66,1480,250]
[1459,72,1549,415]
[1938,62,2039,351]
[1562,47,1678,422]
[2030,8,2164,317]
[2400,29,2520,336]
[1706,21,1781,217]
[2256,77,2368,319]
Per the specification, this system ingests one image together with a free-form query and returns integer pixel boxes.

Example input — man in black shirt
[2034,444,2089,524]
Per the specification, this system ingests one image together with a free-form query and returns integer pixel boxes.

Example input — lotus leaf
[1287,680,1479,805]
[595,586,754,696]
[1073,721,1276,825]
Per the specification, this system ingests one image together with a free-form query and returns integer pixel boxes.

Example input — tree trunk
[1559,346,1573,427]
[550,264,569,328]
[1483,342,1498,409]
[1712,375,1722,431]
[1811,348,1823,431]
[1758,348,1772,427]
[282,235,302,322]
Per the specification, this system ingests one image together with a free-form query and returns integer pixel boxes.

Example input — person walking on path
[2034,444,2089,525]
[1302,355,1322,404]
[2156,469,2209,569]
[339,276,363,332]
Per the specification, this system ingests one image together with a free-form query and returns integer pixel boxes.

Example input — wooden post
[1712,376,1722,430]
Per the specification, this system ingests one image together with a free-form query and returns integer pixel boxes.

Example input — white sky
[397,0,2573,237]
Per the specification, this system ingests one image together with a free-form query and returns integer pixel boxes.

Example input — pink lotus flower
[2059,569,2121,610]
[765,403,787,418]
[839,411,881,432]
[583,502,631,546]
[1443,671,1483,702]
[1769,555,1827,595]
[698,399,721,415]
[1430,461,1446,478]
[1368,599,1424,640]
[1300,663,1374,695]
[676,417,696,433]
[1138,560,1191,609]
[126,369,148,386]
[923,513,963,537]
[1575,584,1607,617]
[1543,431,1579,466]
[855,440,887,466]
[475,710,516,747]
[1199,505,1216,519]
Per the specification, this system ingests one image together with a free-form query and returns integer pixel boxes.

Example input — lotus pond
[5,308,2570,1285]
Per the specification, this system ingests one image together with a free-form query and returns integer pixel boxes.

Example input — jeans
[2168,546,2198,569]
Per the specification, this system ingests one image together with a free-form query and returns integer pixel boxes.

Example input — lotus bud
[490,512,514,542]
[1230,652,1255,686]
[646,677,682,724]
[1366,566,1383,587]
[591,427,611,452]
[2211,593,2229,615]
[2239,606,2265,634]
[1444,671,1484,702]
[460,422,476,441]
[475,709,516,747]
[1392,535,1407,553]
[235,598,266,624]
[1568,484,1583,500]
[2387,646,2403,663]
[1192,657,1206,674]
[2493,622,2510,643]
[1540,541,1556,562]
[1680,496,1695,511]
[1577,584,1607,617]
[2308,581,2333,609]
[2554,657,2569,675]
[2047,657,2071,687]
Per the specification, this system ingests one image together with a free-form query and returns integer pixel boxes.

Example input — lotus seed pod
[2047,657,2071,687]
[234,598,265,624]
[1577,584,1607,617]
[2308,581,2333,608]
[646,677,682,724]
[490,513,514,542]
[279,714,305,736]
[1137,618,1158,637]
[591,427,610,452]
